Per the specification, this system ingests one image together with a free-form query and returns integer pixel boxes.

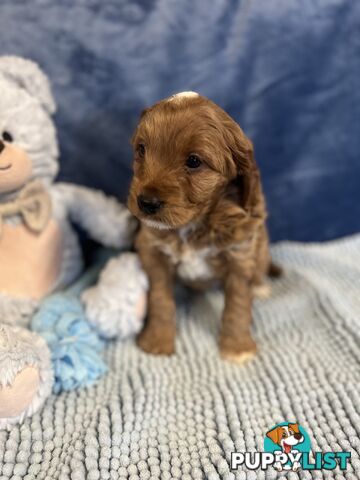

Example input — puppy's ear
[140,107,150,119]
[266,427,281,445]
[130,108,149,146]
[225,120,260,213]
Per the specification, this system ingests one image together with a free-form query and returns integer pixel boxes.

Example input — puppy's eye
[186,154,201,169]
[2,131,13,143]
[137,143,146,158]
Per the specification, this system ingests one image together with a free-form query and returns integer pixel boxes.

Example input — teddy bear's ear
[0,56,56,114]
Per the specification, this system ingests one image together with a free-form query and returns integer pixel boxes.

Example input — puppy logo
[231,421,351,472]
[265,422,306,471]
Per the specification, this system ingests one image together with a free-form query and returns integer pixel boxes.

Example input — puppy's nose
[137,195,163,215]
[0,140,4,154]
[294,433,302,440]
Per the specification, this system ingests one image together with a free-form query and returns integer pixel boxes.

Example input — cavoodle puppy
[128,91,280,362]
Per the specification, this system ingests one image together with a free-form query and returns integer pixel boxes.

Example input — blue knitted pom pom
[32,294,107,393]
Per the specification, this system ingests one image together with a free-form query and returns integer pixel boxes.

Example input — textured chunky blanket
[1,236,359,480]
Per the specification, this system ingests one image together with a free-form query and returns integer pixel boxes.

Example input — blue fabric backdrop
[0,0,359,242]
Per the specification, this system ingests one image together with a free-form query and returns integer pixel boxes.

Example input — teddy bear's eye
[2,131,13,143]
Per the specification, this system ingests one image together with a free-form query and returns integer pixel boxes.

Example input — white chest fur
[159,243,216,282]
[177,246,215,282]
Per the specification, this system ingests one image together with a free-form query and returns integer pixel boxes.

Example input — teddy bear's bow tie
[0,181,52,237]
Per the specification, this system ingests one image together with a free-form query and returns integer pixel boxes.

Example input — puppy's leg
[136,248,176,356]
[219,274,257,363]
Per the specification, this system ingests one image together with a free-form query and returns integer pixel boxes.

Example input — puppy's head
[266,423,304,453]
[128,91,259,230]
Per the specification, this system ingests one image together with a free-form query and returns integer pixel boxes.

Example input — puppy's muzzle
[137,195,164,215]
[294,433,303,441]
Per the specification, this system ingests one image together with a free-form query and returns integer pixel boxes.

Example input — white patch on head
[142,219,172,230]
[168,91,199,103]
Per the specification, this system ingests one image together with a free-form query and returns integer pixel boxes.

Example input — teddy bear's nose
[0,140,4,155]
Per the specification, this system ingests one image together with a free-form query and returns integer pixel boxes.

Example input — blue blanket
[0,0,359,241]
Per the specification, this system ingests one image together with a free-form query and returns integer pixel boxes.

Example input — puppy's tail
[268,261,283,278]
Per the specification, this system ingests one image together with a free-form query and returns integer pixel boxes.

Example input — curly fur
[128,93,280,361]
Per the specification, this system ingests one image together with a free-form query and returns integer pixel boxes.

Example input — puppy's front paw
[137,325,175,356]
[219,333,257,364]
[253,283,272,299]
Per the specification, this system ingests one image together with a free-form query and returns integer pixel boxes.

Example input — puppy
[128,91,280,362]
[266,423,304,471]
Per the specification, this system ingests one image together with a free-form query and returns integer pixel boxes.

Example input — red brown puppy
[128,91,280,362]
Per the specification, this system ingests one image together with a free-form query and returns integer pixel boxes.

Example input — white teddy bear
[0,56,148,429]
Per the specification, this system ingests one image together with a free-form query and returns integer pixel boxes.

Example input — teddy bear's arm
[53,183,137,248]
